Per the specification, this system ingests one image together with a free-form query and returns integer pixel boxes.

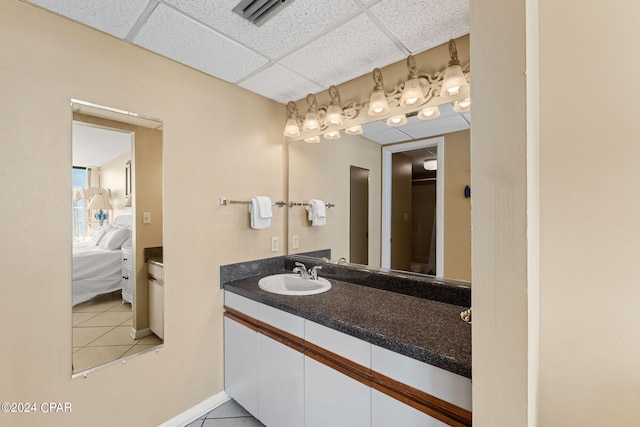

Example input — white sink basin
[258,274,332,296]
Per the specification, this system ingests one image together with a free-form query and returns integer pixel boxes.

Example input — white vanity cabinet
[148,261,164,339]
[224,291,472,427]
[224,293,259,417]
[304,321,371,427]
[224,293,304,427]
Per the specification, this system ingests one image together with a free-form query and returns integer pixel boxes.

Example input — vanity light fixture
[304,135,321,143]
[400,55,426,107]
[344,125,363,135]
[453,97,471,112]
[324,85,343,127]
[386,114,407,127]
[417,106,441,120]
[324,131,341,140]
[367,68,390,116]
[302,94,320,132]
[440,39,469,98]
[283,101,301,137]
[423,159,438,171]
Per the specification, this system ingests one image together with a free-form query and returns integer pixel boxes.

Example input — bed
[72,215,132,306]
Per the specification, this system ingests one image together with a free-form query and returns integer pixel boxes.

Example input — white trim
[381,137,445,276]
[157,391,230,427]
[130,327,151,340]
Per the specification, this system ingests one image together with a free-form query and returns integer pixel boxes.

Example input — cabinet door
[224,317,258,418]
[372,389,448,427]
[257,334,304,427]
[305,356,371,427]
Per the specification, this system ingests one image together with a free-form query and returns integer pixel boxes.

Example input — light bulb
[304,136,320,143]
[345,125,363,135]
[324,131,341,140]
[368,88,390,116]
[283,117,300,137]
[386,114,407,127]
[400,77,425,107]
[325,104,343,126]
[417,106,441,120]
[453,97,471,112]
[302,112,320,132]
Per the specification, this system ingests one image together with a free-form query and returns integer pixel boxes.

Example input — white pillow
[90,225,114,246]
[99,227,131,250]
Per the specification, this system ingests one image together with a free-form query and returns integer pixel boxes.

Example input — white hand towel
[249,196,272,229]
[306,199,326,227]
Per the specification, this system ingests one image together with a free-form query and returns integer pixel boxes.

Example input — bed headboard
[113,214,132,228]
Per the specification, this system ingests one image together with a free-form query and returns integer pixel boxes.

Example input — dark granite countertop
[225,271,471,379]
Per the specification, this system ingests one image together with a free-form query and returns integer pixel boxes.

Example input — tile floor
[185,399,264,427]
[72,292,162,373]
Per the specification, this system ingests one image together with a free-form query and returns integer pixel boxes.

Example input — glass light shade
[325,104,343,127]
[453,98,471,112]
[417,106,441,120]
[324,131,341,140]
[283,117,300,137]
[345,125,363,135]
[302,112,320,132]
[304,136,320,143]
[423,159,438,171]
[386,114,407,127]
[368,89,390,116]
[400,77,425,107]
[441,64,469,98]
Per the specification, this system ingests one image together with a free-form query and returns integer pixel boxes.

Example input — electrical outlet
[403,212,409,222]
[292,235,299,250]
[143,212,152,224]
[270,236,279,252]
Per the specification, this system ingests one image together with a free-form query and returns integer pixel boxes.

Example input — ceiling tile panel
[133,4,269,83]
[29,0,150,38]
[400,115,469,139]
[361,128,413,145]
[238,64,324,104]
[279,13,406,88]
[369,0,469,53]
[165,0,360,59]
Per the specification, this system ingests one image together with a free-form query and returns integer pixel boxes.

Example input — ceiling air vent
[232,0,294,27]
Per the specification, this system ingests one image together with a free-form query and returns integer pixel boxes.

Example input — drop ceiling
[27,0,470,143]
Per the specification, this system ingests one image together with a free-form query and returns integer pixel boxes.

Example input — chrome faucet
[292,262,323,280]
[293,262,311,279]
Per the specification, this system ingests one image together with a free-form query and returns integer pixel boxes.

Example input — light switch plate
[292,235,299,250]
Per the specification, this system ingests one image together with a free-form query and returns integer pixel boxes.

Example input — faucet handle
[294,262,307,271]
[310,265,322,280]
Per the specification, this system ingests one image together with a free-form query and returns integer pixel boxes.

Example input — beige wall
[537,0,640,425]
[0,2,284,427]
[473,0,640,425]
[443,130,471,281]
[288,133,381,265]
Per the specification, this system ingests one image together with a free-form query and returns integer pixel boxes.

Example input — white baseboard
[157,391,230,427]
[130,327,151,340]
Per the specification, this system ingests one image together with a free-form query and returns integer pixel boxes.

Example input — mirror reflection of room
[71,103,164,374]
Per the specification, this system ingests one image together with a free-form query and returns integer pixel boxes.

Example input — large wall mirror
[71,100,163,374]
[288,106,470,282]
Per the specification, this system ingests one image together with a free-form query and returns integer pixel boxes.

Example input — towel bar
[219,198,286,207]
[289,201,335,208]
